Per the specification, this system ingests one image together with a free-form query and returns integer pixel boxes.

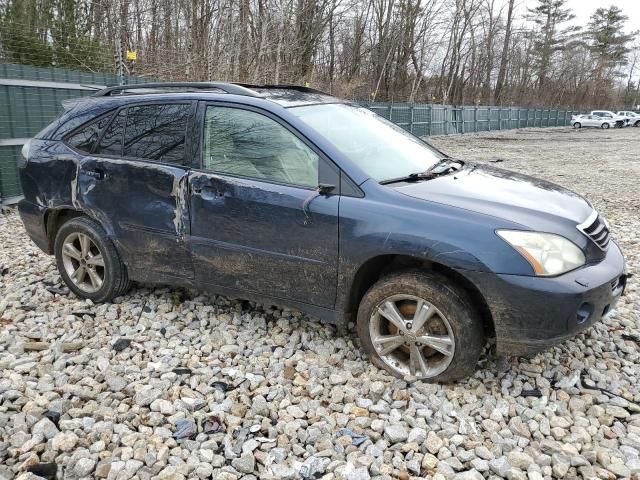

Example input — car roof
[90,82,344,108]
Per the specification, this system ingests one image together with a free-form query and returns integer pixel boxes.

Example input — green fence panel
[0,145,21,199]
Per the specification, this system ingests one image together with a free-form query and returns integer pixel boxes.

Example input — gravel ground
[1,126,639,480]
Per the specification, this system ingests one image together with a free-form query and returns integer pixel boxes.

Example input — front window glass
[289,103,443,182]
[203,106,319,188]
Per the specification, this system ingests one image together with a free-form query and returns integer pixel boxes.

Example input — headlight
[497,230,585,276]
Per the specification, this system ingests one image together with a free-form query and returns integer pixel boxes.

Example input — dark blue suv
[17,83,627,381]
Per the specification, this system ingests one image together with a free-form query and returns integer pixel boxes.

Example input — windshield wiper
[380,158,464,185]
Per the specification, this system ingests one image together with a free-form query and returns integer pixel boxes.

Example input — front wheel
[573,122,581,129]
[54,216,130,302]
[601,123,610,129]
[356,271,484,382]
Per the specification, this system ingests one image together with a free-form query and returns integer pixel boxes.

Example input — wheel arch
[44,207,114,255]
[344,254,495,339]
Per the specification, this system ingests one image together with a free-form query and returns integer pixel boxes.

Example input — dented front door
[188,103,339,308]
[188,172,339,307]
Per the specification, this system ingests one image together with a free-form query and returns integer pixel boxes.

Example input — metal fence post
[444,106,449,135]
[427,104,432,136]
[473,106,478,132]
[409,104,414,134]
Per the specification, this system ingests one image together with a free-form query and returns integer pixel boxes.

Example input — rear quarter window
[95,110,127,156]
[65,111,115,153]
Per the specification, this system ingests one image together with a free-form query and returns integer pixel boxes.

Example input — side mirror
[317,183,336,196]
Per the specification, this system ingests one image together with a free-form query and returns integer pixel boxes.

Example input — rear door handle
[85,168,105,180]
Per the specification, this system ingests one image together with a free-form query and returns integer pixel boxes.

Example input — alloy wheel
[369,294,455,379]
[61,232,105,293]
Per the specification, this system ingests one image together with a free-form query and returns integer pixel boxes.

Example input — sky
[524,0,640,34]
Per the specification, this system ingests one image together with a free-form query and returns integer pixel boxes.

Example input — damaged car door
[188,103,340,308]
[69,101,196,280]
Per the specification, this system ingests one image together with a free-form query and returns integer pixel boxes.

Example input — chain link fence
[0,64,580,203]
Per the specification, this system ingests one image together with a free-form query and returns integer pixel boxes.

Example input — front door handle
[192,185,224,197]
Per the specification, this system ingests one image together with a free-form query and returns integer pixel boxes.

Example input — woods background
[0,0,638,109]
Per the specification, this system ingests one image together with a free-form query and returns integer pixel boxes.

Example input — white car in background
[590,110,627,128]
[617,111,640,127]
[571,114,614,129]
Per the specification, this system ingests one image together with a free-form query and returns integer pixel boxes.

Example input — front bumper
[464,241,627,356]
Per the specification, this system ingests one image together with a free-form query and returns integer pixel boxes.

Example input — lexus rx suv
[18,83,627,382]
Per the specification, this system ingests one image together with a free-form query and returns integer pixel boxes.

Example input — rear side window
[123,104,190,164]
[65,112,114,153]
[95,110,126,156]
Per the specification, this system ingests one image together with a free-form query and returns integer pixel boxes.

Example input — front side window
[65,111,114,153]
[289,103,443,182]
[123,104,191,163]
[203,106,319,188]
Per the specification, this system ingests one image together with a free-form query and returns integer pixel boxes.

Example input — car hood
[394,163,593,229]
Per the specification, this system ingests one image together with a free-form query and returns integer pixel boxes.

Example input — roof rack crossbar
[92,82,262,98]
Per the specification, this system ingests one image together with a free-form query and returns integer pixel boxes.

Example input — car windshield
[289,103,443,182]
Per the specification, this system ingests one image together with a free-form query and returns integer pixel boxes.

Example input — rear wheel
[356,271,484,382]
[54,216,130,302]
[601,123,610,129]
[573,122,581,129]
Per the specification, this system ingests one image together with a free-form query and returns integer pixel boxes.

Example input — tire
[54,216,131,302]
[634,121,640,127]
[601,123,610,129]
[356,270,484,383]
[573,122,581,129]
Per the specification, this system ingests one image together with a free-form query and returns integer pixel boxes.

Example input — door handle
[192,185,224,197]
[85,168,105,180]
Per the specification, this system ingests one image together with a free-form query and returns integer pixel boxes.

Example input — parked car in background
[571,114,614,129]
[590,110,627,128]
[617,111,640,127]
[17,82,627,382]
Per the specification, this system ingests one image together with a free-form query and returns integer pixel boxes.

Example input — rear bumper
[464,241,626,356]
[17,199,50,253]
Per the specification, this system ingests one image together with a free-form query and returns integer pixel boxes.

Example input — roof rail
[92,82,263,98]
[234,83,329,95]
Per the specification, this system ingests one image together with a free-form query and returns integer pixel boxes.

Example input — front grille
[611,278,619,292]
[577,211,610,250]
